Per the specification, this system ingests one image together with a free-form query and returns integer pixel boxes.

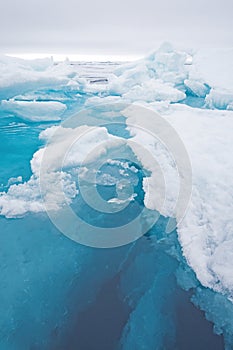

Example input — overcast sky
[0,0,232,56]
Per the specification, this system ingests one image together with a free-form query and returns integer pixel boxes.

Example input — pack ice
[0,44,233,348]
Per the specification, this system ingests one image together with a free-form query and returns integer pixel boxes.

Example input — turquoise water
[0,86,229,349]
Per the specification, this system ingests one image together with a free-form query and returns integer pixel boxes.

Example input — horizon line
[5,52,143,62]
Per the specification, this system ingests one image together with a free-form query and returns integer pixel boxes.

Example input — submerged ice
[0,44,233,349]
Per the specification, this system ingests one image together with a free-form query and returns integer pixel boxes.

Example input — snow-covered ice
[1,100,67,121]
[0,44,233,348]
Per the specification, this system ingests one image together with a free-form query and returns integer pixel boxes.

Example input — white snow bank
[186,48,233,107]
[189,49,233,92]
[166,105,233,297]
[1,100,67,122]
[126,102,233,297]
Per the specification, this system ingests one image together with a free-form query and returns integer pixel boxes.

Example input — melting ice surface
[0,44,233,349]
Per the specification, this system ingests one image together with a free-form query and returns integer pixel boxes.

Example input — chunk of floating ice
[122,80,186,103]
[1,100,67,122]
[0,125,125,217]
[0,55,81,100]
[184,79,209,98]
